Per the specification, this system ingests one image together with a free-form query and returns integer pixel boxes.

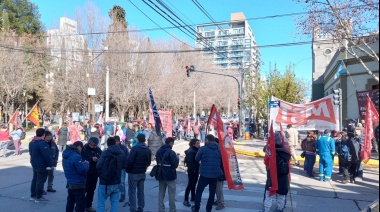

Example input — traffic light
[333,88,342,105]
[238,98,241,109]
[186,66,190,77]
[185,65,195,77]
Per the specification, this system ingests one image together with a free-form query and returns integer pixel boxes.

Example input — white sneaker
[29,197,36,201]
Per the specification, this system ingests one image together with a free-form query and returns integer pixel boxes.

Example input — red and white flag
[361,96,379,163]
[264,121,278,196]
[207,104,244,190]
[8,109,19,128]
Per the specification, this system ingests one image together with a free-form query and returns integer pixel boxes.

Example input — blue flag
[334,61,347,79]
[149,87,162,135]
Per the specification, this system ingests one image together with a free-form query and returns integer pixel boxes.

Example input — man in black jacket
[156,137,179,212]
[126,134,152,212]
[96,137,126,212]
[81,137,102,212]
[29,128,53,202]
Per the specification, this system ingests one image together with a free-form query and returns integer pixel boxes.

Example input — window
[245,39,251,44]
[205,31,215,37]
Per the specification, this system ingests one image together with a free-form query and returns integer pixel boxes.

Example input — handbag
[149,151,170,180]
[301,151,306,158]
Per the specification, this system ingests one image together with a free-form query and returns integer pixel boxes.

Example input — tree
[0,0,43,35]
[254,63,309,119]
[294,0,379,82]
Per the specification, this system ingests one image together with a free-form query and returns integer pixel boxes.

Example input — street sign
[269,101,280,108]
[94,104,103,112]
[87,88,96,96]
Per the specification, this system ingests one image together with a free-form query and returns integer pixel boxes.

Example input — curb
[235,149,379,167]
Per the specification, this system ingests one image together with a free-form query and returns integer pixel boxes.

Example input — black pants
[30,169,48,198]
[194,176,217,211]
[338,157,344,173]
[343,161,358,181]
[184,171,199,201]
[67,188,86,212]
[85,177,98,208]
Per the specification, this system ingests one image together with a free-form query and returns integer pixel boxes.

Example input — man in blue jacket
[126,134,152,212]
[192,134,223,212]
[156,137,179,212]
[62,141,89,212]
[29,128,53,203]
[316,129,335,182]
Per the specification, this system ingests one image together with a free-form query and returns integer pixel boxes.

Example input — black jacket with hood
[184,146,200,173]
[265,145,291,195]
[96,145,126,185]
[81,143,102,178]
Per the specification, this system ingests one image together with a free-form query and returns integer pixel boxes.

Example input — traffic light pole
[191,69,242,138]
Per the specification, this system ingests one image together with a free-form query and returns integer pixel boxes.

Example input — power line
[127,0,194,49]
[3,3,377,39]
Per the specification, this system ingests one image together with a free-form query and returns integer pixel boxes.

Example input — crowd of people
[26,117,230,212]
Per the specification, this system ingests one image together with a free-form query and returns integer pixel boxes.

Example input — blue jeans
[305,154,316,175]
[200,131,205,142]
[128,173,146,212]
[97,184,120,212]
[120,169,127,196]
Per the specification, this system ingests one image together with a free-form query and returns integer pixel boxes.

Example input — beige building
[321,34,379,126]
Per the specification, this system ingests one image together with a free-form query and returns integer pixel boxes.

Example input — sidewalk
[234,138,379,168]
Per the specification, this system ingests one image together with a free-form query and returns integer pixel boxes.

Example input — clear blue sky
[30,0,312,82]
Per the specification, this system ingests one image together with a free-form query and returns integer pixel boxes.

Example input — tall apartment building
[195,12,260,72]
[46,17,87,74]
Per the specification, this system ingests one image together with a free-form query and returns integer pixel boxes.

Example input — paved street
[0,136,378,212]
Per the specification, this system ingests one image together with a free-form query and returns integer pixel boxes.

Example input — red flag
[207,104,244,190]
[8,109,19,128]
[361,96,379,163]
[97,112,104,126]
[264,121,278,196]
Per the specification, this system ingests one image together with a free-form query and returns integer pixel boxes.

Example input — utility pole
[105,66,110,121]
[186,66,242,137]
[193,90,196,119]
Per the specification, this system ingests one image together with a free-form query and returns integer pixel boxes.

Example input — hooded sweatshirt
[62,145,89,186]
[156,144,179,181]
[195,141,223,178]
[96,145,126,185]
[29,136,53,170]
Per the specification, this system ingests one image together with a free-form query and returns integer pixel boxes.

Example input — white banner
[269,94,340,131]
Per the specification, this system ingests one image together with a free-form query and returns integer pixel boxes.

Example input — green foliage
[0,0,43,35]
[108,5,127,28]
[249,63,309,119]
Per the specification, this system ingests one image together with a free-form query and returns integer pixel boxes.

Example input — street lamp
[87,47,108,120]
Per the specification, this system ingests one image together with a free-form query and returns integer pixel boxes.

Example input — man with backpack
[342,132,361,184]
[96,137,127,212]
[126,134,152,212]
[316,129,335,182]
[156,137,179,212]
[263,132,291,212]
[115,136,129,203]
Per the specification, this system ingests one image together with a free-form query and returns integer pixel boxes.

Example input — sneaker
[342,180,350,184]
[183,200,191,207]
[191,205,199,212]
[35,197,49,202]
[29,197,36,201]
[216,205,225,210]
[47,188,56,192]
[308,173,315,178]
[85,207,96,212]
